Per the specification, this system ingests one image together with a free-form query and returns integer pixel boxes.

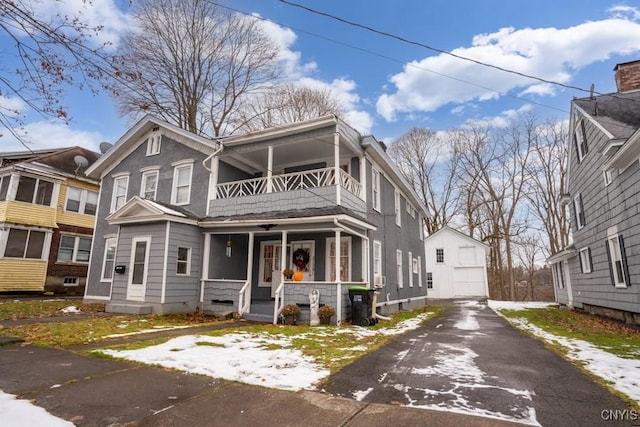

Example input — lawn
[499,306,640,359]
[0,299,105,321]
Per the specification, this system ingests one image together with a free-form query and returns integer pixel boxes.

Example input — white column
[246,232,255,303]
[267,145,274,193]
[335,229,342,324]
[200,233,211,303]
[334,132,341,205]
[359,156,367,202]
[280,230,288,282]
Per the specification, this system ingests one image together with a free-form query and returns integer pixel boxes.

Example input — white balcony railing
[215,167,362,199]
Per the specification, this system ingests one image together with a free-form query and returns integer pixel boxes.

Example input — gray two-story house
[548,60,640,325]
[84,115,428,324]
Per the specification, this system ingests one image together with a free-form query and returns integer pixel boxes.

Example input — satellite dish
[74,155,89,168]
[99,141,113,154]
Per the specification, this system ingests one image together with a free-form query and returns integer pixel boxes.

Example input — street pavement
[323,299,636,426]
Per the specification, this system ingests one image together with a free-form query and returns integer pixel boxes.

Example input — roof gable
[106,196,198,225]
[425,226,490,251]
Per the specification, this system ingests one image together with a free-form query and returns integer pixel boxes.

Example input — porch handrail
[215,167,362,199]
[273,281,285,325]
[238,280,251,316]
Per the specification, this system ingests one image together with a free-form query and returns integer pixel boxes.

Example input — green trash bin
[349,286,375,326]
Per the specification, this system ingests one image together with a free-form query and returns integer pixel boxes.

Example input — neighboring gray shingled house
[548,60,640,325]
[83,115,429,324]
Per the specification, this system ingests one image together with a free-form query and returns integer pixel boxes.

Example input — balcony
[209,167,365,218]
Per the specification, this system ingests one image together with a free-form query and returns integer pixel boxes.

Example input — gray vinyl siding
[85,134,209,299]
[567,107,640,313]
[364,159,427,308]
[110,223,166,303]
[164,222,201,306]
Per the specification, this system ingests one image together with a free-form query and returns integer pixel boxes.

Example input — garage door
[453,267,486,297]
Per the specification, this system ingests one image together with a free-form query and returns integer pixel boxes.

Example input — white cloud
[0,95,27,117]
[462,104,533,129]
[376,10,640,121]
[28,0,132,49]
[1,121,104,153]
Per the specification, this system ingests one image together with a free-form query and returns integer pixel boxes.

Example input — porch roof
[200,206,375,230]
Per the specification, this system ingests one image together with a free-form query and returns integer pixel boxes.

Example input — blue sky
[2,0,640,152]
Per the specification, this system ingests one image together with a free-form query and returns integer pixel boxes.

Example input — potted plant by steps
[317,305,335,325]
[283,269,294,280]
[281,304,301,325]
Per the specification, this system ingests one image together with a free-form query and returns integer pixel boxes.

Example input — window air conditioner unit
[374,275,386,288]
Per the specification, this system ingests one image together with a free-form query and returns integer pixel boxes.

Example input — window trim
[606,232,629,288]
[140,169,159,201]
[176,246,191,276]
[394,189,402,226]
[101,237,117,282]
[57,234,92,264]
[574,193,585,230]
[326,236,352,282]
[110,174,129,213]
[579,247,592,274]
[417,256,422,287]
[171,161,194,205]
[146,133,161,156]
[408,251,413,288]
[373,240,382,280]
[371,167,381,212]
[396,249,403,288]
[436,248,444,264]
[574,119,588,162]
[426,272,433,289]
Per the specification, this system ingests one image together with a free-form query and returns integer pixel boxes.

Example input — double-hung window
[373,240,382,284]
[177,247,191,275]
[394,189,402,226]
[327,237,351,281]
[58,235,92,263]
[372,167,381,212]
[426,272,433,289]
[146,134,161,156]
[407,251,413,287]
[436,248,444,263]
[140,168,159,201]
[65,187,98,215]
[396,249,403,288]
[606,234,629,288]
[574,120,588,162]
[111,174,129,212]
[579,247,592,274]
[171,161,193,205]
[101,237,117,281]
[574,194,585,230]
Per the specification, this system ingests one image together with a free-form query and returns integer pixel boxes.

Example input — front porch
[199,213,375,325]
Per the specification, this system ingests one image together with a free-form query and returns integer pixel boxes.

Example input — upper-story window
[372,167,381,212]
[146,134,161,156]
[574,193,585,230]
[140,168,159,201]
[171,160,194,205]
[111,174,129,213]
[396,249,403,288]
[579,247,592,274]
[574,120,588,162]
[65,186,98,215]
[394,189,402,226]
[0,175,9,201]
[436,248,444,263]
[15,176,54,206]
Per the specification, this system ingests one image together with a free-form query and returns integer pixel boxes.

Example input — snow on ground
[99,312,435,392]
[507,317,640,403]
[0,390,73,427]
[59,306,81,314]
[488,300,557,311]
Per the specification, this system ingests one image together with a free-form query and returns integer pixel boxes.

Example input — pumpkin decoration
[293,271,304,281]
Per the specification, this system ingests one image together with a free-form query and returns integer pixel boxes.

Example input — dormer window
[146,134,161,156]
[574,120,588,162]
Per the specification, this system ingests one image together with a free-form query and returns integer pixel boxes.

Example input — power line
[277,0,601,97]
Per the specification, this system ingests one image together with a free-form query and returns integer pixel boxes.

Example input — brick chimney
[614,60,640,92]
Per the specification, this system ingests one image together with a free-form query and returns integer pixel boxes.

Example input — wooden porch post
[280,230,288,283]
[200,233,211,303]
[334,132,341,206]
[245,232,254,304]
[267,145,274,193]
[335,229,342,325]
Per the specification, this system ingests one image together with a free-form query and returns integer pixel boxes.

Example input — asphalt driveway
[322,299,635,426]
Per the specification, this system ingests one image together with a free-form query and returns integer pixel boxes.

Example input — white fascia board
[199,213,375,230]
[221,115,338,147]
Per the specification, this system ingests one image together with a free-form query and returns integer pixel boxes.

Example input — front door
[290,241,315,281]
[127,237,151,301]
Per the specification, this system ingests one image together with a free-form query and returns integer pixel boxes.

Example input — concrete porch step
[242,312,275,323]
[106,303,153,315]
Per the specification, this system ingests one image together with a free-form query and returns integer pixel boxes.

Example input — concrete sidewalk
[0,339,521,426]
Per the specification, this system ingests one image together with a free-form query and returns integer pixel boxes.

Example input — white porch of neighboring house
[199,213,376,325]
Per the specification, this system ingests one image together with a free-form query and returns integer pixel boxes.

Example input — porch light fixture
[226,235,232,258]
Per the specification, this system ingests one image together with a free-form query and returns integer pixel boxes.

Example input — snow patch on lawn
[59,305,81,314]
[488,300,556,311]
[0,390,73,426]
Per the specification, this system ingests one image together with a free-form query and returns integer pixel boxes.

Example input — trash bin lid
[349,285,369,290]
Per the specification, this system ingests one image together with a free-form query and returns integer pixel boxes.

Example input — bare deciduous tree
[111,0,281,137]
[236,83,342,132]
[388,127,460,235]
[0,0,111,145]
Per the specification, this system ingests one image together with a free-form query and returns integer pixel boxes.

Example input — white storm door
[290,241,315,281]
[127,237,151,302]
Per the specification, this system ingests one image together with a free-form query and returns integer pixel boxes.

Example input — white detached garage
[424,226,490,299]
